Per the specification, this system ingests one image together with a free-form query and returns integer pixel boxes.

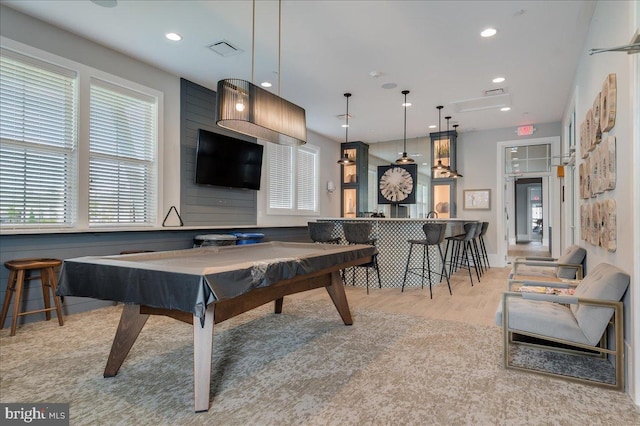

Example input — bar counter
[317,218,474,289]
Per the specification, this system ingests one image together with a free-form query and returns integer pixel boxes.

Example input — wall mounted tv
[194,128,264,190]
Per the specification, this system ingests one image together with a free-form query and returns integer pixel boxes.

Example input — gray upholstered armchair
[509,245,586,281]
[496,262,630,390]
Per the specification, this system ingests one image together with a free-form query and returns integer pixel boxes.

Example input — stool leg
[10,270,26,336]
[463,242,474,286]
[0,269,17,329]
[40,268,52,321]
[374,256,382,289]
[438,244,452,295]
[426,245,432,299]
[421,245,426,290]
[402,243,414,292]
[47,267,64,326]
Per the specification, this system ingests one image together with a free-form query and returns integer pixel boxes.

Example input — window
[0,44,160,231]
[0,48,78,227]
[505,144,551,174]
[89,79,157,225]
[267,143,318,214]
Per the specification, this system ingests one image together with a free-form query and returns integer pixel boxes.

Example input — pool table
[57,241,376,412]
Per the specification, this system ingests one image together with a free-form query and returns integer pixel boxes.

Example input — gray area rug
[1,300,638,425]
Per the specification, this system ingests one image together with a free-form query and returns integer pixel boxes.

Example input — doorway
[515,178,543,243]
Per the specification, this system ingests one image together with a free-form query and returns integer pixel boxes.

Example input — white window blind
[0,48,77,227]
[268,143,294,209]
[296,146,318,211]
[89,79,157,225]
[267,142,318,215]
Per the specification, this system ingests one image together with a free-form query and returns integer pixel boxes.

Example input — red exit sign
[517,125,536,136]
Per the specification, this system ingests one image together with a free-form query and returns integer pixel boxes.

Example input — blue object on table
[231,232,265,245]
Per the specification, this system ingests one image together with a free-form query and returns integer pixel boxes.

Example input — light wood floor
[289,265,511,328]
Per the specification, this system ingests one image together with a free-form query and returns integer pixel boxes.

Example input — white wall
[562,0,639,402]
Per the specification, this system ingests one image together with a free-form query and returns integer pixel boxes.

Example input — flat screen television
[195,129,264,190]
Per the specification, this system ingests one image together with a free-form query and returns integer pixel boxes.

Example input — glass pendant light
[396,90,415,164]
[337,93,355,166]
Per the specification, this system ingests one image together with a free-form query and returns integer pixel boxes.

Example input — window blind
[268,143,294,209]
[0,48,77,227]
[296,146,318,211]
[89,79,157,225]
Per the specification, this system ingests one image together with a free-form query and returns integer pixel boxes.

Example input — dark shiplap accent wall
[0,226,309,329]
[180,78,259,226]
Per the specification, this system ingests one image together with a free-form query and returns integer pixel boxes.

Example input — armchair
[509,245,586,281]
[496,262,630,390]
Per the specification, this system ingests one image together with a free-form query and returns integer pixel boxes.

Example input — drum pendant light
[396,90,415,164]
[216,0,307,146]
[337,93,356,166]
[431,105,451,171]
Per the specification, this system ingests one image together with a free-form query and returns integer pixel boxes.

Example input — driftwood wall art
[578,73,617,252]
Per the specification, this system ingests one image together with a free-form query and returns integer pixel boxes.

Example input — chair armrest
[507,279,575,291]
[523,256,557,261]
[556,263,584,279]
[503,291,622,309]
[521,292,578,304]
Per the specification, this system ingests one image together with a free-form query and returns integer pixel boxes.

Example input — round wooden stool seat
[1,257,65,336]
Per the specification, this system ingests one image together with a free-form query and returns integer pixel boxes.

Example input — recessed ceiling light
[166,32,182,41]
[500,107,511,112]
[260,81,272,88]
[481,28,497,37]
[402,102,412,107]
[381,83,398,89]
[493,77,505,83]
[341,124,349,128]
[428,125,436,129]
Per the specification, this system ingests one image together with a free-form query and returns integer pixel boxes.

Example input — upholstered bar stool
[0,258,64,336]
[401,223,451,299]
[342,222,382,294]
[470,221,485,277]
[308,222,341,244]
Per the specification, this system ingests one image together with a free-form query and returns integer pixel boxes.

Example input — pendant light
[337,93,355,166]
[431,105,450,171]
[395,90,415,164]
[216,0,307,146]
[448,124,463,178]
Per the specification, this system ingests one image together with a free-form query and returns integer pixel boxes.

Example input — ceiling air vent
[451,89,511,113]
[208,40,243,57]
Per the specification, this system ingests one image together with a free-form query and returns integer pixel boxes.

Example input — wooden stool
[0,258,64,336]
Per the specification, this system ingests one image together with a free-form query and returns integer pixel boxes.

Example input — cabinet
[340,141,368,218]
[429,129,458,218]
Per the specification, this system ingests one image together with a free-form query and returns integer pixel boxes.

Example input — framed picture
[377,164,417,205]
[463,189,490,210]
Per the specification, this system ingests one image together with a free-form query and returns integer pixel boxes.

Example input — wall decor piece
[592,92,602,146]
[600,73,617,133]
[378,163,417,204]
[463,189,491,210]
[580,120,589,159]
[591,146,603,195]
[602,199,617,252]
[586,108,595,152]
[599,142,609,194]
[590,202,600,246]
[585,157,592,199]
[580,203,587,241]
[605,135,616,190]
[579,162,585,199]
[584,202,592,243]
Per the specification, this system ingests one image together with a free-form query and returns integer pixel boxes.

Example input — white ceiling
[2,0,596,144]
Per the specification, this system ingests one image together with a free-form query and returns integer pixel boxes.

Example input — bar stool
[478,222,490,269]
[401,223,451,299]
[342,222,382,294]
[445,222,480,286]
[0,258,64,336]
[470,221,485,277]
[308,222,341,244]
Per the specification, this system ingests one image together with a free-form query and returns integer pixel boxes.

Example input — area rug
[1,300,638,425]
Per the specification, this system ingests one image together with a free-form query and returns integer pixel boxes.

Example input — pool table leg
[325,270,353,325]
[193,303,215,412]
[104,304,149,378]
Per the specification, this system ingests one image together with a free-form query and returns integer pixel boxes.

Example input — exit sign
[517,125,536,136]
